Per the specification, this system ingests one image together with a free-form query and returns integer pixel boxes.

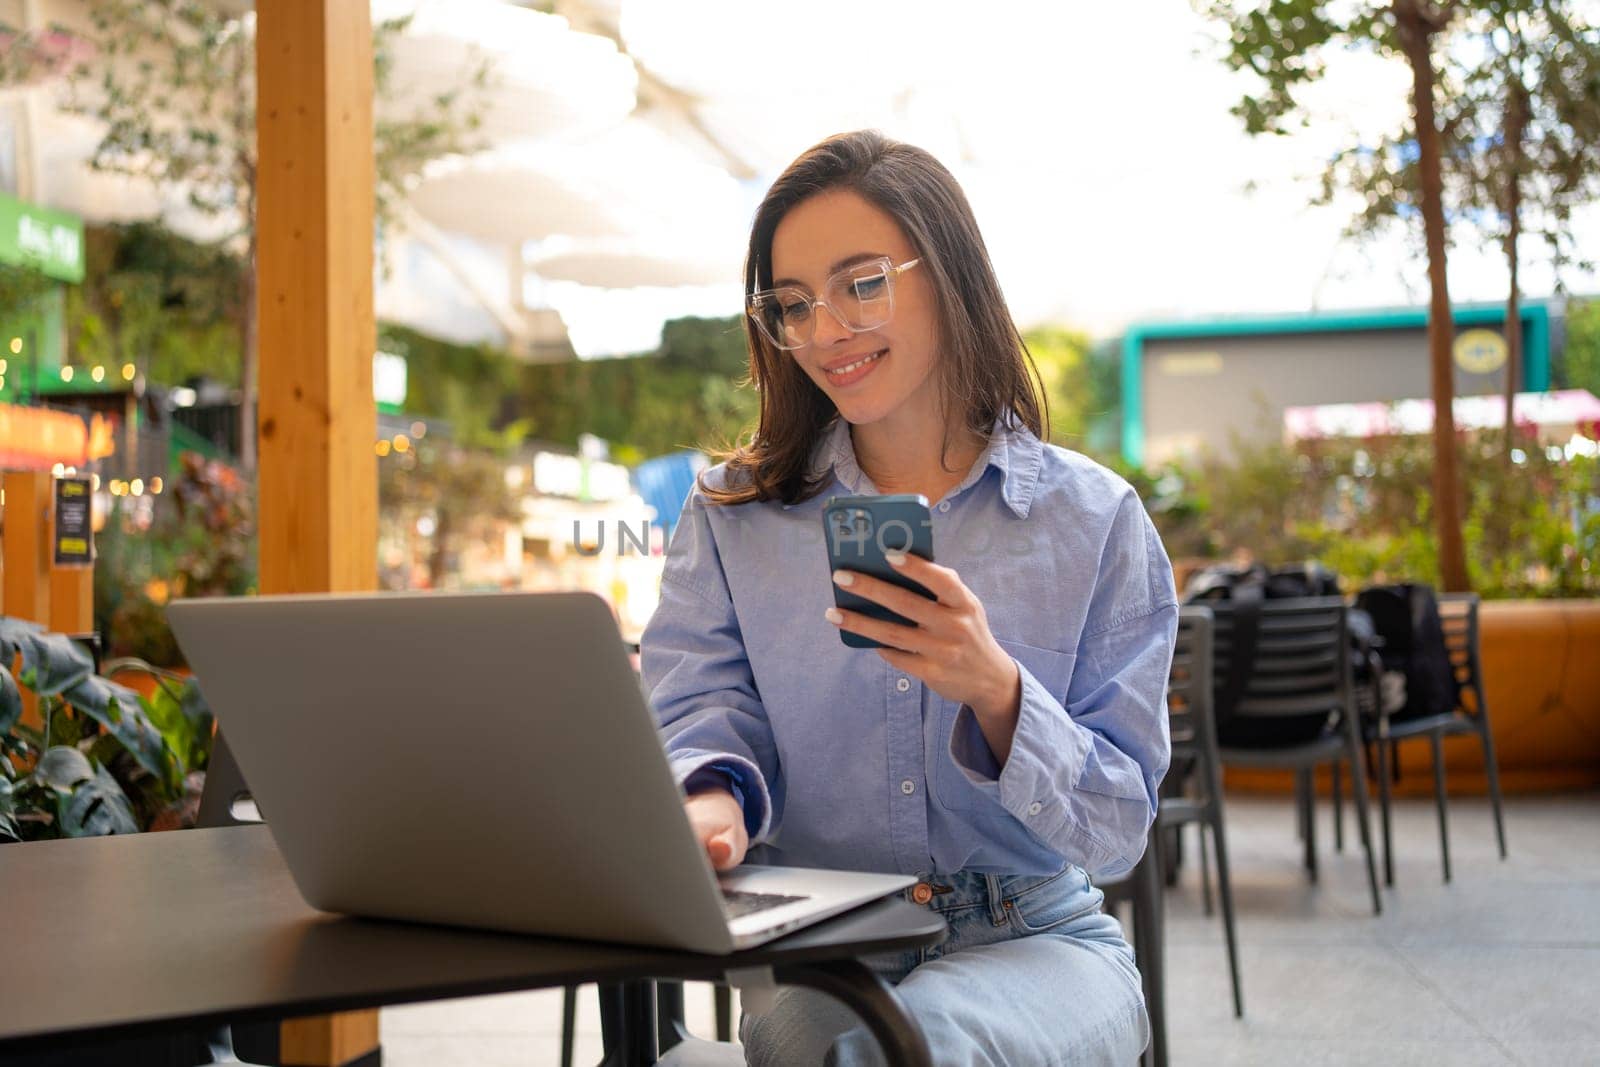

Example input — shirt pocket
[932,637,1076,814]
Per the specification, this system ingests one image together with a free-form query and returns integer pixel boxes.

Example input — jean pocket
[1004,865,1102,935]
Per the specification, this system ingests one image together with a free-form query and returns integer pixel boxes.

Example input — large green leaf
[0,666,19,738]
[14,629,94,697]
[34,746,94,792]
[141,674,213,774]
[62,675,176,789]
[59,765,139,837]
[0,616,43,667]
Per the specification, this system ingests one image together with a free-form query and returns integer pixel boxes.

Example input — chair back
[1436,593,1482,713]
[1168,606,1216,754]
[1206,597,1353,725]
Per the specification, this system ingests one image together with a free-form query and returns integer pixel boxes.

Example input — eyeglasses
[746,256,921,351]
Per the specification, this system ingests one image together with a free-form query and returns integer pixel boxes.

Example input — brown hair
[700,130,1047,506]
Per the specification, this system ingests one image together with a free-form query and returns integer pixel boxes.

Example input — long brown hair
[701,130,1047,506]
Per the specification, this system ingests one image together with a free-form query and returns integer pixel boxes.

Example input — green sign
[0,191,84,284]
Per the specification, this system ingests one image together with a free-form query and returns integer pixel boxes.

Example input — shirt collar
[804,416,1041,518]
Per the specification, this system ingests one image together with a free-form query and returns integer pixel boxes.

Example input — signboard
[0,191,84,284]
[374,350,407,412]
[1453,329,1508,374]
[53,476,92,566]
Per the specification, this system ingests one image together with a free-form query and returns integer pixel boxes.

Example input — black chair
[1209,598,1384,916]
[1339,592,1508,886]
[1101,822,1169,1067]
[1157,606,1242,1019]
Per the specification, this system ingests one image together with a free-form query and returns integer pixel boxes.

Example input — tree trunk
[1397,0,1471,593]
[1502,82,1529,468]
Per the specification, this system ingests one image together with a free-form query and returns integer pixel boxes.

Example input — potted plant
[0,617,213,843]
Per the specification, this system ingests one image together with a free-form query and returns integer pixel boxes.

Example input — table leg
[598,980,657,1067]
[772,958,931,1067]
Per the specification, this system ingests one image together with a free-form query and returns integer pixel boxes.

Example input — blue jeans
[740,867,1149,1066]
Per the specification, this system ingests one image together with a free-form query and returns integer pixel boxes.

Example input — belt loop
[984,873,1007,924]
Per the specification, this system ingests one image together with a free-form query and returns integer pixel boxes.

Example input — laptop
[166,590,913,953]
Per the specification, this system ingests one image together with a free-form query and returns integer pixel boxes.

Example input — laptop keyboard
[721,889,810,919]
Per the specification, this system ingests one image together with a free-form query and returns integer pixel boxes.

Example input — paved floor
[381,792,1599,1066]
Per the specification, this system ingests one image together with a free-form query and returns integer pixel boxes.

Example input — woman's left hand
[826,552,1021,723]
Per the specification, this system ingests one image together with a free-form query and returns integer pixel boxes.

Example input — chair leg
[1209,808,1244,1018]
[1132,845,1167,1067]
[1377,737,1395,887]
[1331,759,1344,853]
[561,985,577,1067]
[1343,725,1383,916]
[1294,771,1307,841]
[1477,715,1510,860]
[1298,768,1318,883]
[1198,823,1214,916]
[1429,731,1452,884]
[714,984,733,1042]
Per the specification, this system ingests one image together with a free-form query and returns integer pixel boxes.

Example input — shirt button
[938,501,951,513]
[911,883,934,906]
[901,779,916,795]
[1027,801,1043,816]
[896,677,911,692]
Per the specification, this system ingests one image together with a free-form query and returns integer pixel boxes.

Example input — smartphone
[822,494,936,649]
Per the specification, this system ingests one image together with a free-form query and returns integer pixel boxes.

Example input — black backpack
[1353,583,1460,722]
[1184,562,1351,747]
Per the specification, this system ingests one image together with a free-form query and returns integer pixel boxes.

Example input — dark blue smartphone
[823,494,935,649]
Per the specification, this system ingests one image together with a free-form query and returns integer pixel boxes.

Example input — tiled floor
[381,792,1599,1066]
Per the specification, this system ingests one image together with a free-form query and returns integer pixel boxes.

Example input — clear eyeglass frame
[746,256,922,351]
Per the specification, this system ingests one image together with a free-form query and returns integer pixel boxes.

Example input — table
[0,826,947,1065]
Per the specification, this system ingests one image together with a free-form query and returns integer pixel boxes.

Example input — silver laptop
[166,590,912,953]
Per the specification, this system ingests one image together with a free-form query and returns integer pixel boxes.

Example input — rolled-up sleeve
[640,492,779,842]
[950,490,1176,878]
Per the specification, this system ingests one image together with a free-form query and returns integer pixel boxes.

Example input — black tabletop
[0,826,946,1050]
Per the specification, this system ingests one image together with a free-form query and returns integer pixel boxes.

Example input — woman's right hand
[684,789,748,871]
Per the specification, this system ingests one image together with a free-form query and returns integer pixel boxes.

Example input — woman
[641,130,1175,1066]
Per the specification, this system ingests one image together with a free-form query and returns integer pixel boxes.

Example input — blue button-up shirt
[640,418,1176,880]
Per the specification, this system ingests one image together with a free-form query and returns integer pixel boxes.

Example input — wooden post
[256,1,378,1063]
[3,470,52,732]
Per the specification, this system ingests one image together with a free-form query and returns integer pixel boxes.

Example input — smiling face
[768,188,943,433]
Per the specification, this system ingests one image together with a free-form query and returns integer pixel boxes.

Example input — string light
[129,478,144,496]
[410,421,427,438]
[8,338,20,354]
[392,435,410,453]
[149,477,163,494]
[91,366,105,383]
[60,366,74,382]
[375,440,391,457]
[122,364,136,381]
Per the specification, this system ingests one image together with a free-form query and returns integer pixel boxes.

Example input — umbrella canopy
[376,0,637,144]
[529,240,739,289]
[407,155,630,243]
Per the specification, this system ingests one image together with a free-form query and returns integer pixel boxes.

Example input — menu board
[53,476,93,567]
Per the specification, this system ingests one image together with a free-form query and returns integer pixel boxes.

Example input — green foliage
[95,452,257,668]
[1022,325,1097,446]
[379,438,522,589]
[69,222,246,385]
[0,618,214,843]
[1561,297,1600,394]
[1141,429,1600,598]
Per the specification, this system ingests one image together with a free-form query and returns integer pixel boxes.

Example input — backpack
[1184,562,1352,747]
[1353,584,1460,722]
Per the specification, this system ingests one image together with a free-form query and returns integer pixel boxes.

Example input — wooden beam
[256,0,377,597]
[255,1,378,1062]
[3,470,52,732]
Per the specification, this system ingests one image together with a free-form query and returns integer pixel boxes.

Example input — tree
[1452,3,1600,460]
[1200,0,1474,591]
[0,1,487,469]
[1323,3,1600,465]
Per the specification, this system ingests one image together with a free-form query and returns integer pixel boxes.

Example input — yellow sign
[1454,329,1508,374]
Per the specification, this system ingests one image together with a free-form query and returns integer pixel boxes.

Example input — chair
[1342,592,1508,886]
[1100,819,1169,1067]
[1157,606,1243,1018]
[1208,598,1384,916]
